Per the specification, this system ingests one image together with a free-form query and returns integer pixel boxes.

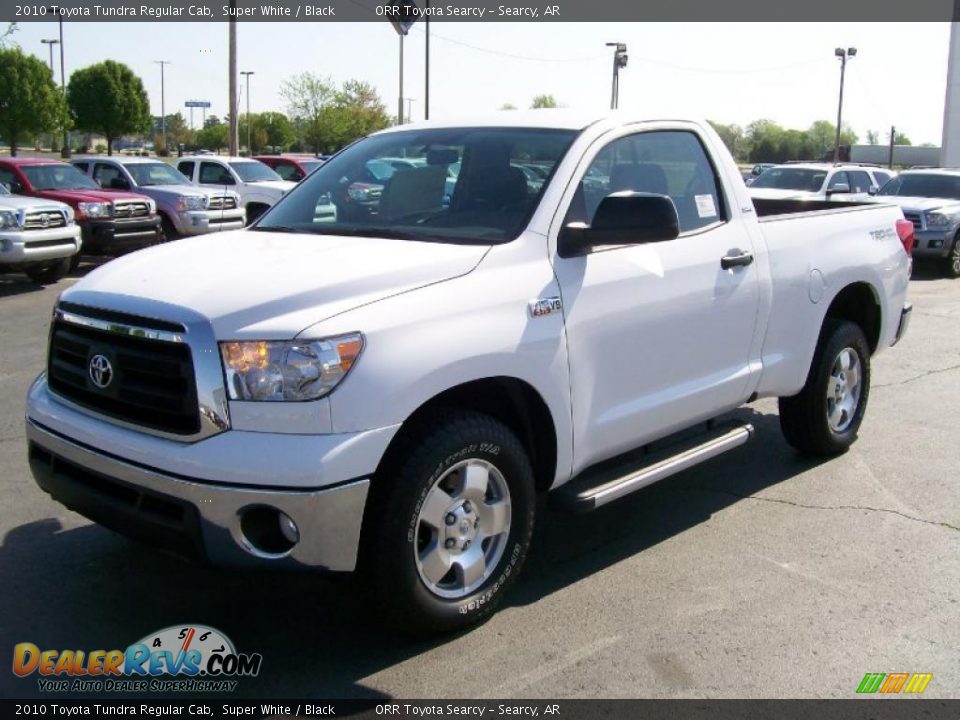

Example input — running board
[552,422,754,513]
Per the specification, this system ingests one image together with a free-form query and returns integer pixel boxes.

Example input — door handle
[721,251,754,270]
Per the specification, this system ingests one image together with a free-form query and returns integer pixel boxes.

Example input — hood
[0,194,68,213]
[34,189,150,204]
[61,230,489,338]
[247,180,297,195]
[748,187,820,200]
[872,195,960,214]
[133,184,209,200]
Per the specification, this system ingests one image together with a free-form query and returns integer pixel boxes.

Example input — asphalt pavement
[1,260,957,700]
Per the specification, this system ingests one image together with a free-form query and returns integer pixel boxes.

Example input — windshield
[878,173,960,200]
[126,162,191,186]
[255,126,578,244]
[750,167,827,192]
[300,160,323,175]
[22,164,100,191]
[229,161,283,183]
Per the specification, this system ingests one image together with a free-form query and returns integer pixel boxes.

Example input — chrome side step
[552,423,754,512]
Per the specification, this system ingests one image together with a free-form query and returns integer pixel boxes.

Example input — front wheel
[360,411,535,634]
[779,319,871,456]
[945,234,960,278]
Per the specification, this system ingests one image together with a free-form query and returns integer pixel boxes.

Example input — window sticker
[695,194,717,218]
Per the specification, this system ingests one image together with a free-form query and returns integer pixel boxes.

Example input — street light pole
[40,39,59,77]
[154,61,171,154]
[605,42,628,110]
[833,46,857,163]
[47,7,69,157]
[241,71,254,153]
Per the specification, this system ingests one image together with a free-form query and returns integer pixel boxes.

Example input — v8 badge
[528,297,563,318]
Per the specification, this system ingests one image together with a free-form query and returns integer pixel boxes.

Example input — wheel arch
[822,281,882,354]
[373,376,558,495]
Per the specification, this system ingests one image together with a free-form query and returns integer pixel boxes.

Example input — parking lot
[1,260,958,700]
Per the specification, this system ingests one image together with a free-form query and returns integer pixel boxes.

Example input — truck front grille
[112,201,151,218]
[23,210,67,230]
[903,212,923,231]
[208,196,237,211]
[47,318,200,436]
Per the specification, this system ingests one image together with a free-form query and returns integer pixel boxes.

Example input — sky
[9,21,953,146]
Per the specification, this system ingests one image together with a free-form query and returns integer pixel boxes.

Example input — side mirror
[9,180,25,194]
[827,182,851,195]
[108,177,129,190]
[868,184,879,196]
[558,192,680,258]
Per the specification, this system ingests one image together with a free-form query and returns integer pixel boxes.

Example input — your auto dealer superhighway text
[377,706,558,716]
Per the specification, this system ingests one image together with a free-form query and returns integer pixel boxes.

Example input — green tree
[203,114,222,129]
[255,111,294,151]
[159,112,194,150]
[0,46,66,156]
[531,94,558,109]
[708,120,748,162]
[280,72,336,151]
[893,131,912,146]
[196,121,228,152]
[68,60,151,155]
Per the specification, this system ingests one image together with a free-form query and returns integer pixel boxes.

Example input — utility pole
[154,61,171,153]
[405,98,416,124]
[228,1,239,156]
[425,0,430,120]
[888,125,896,169]
[833,46,857,163]
[47,6,69,157]
[41,39,59,77]
[605,42,628,110]
[241,71,254,153]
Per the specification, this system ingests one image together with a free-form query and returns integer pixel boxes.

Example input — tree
[196,121,228,152]
[0,23,17,48]
[68,60,151,156]
[158,112,194,150]
[531,94,558,109]
[708,121,748,162]
[866,129,879,145]
[0,46,66,156]
[281,73,389,154]
[893,131,912,146]
[204,114,222,129]
[255,111,294,152]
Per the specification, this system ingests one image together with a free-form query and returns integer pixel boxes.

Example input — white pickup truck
[0,184,80,284]
[26,112,912,633]
[175,155,296,225]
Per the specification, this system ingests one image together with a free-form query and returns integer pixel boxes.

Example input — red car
[0,158,162,258]
[253,155,325,182]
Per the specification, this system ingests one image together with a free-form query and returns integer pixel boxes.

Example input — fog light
[279,512,299,544]
[930,239,944,249]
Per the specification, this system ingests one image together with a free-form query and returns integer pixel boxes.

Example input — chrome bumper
[26,419,369,571]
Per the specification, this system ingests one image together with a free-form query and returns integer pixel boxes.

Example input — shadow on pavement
[1,408,824,699]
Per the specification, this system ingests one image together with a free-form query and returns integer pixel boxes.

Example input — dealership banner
[3,0,960,22]
[3,700,960,718]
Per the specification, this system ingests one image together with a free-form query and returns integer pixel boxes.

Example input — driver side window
[566,130,725,234]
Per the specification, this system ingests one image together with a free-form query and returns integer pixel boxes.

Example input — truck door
[551,127,761,473]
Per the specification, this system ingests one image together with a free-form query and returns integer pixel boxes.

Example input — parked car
[0,158,161,263]
[0,183,80,284]
[175,156,297,224]
[254,155,325,182]
[25,113,912,634]
[71,157,245,239]
[748,163,894,201]
[874,168,960,277]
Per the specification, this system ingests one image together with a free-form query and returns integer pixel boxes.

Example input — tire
[68,253,81,273]
[945,234,960,279]
[779,319,871,456]
[25,257,70,286]
[160,215,178,243]
[360,410,536,634]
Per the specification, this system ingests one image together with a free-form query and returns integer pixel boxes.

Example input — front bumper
[175,208,246,236]
[80,216,162,254]
[27,419,370,571]
[912,229,955,259]
[0,225,80,265]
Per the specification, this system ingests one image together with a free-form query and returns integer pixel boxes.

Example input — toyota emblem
[39,213,50,228]
[88,354,114,389]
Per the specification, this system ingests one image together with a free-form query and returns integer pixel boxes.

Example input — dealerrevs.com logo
[12,625,262,693]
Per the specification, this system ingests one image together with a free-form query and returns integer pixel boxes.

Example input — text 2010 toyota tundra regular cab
[26,113,913,633]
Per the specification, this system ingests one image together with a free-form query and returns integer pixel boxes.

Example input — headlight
[63,207,75,225]
[219,334,364,402]
[925,212,951,227]
[0,210,20,230]
[77,201,110,218]
[177,195,207,211]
